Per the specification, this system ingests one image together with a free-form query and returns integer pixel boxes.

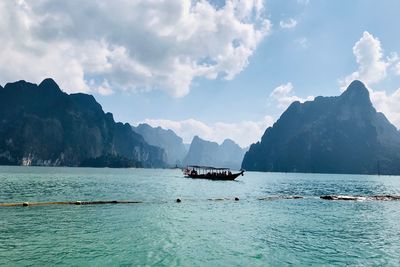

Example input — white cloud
[342,31,388,88]
[269,82,313,109]
[297,0,310,5]
[280,18,298,29]
[395,62,400,75]
[140,82,314,147]
[340,31,400,129]
[295,37,308,48]
[0,0,271,97]
[370,88,400,127]
[91,79,114,96]
[138,116,274,148]
[0,1,89,93]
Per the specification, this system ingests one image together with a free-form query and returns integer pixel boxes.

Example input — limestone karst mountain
[132,123,187,166]
[0,79,166,167]
[184,136,246,170]
[242,80,400,175]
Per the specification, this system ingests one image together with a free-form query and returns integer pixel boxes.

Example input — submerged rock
[320,195,363,201]
[369,195,400,201]
[320,195,400,201]
[258,196,303,201]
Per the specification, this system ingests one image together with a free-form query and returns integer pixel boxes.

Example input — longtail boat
[183,165,244,180]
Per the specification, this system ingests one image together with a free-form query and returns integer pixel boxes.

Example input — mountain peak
[4,80,37,90]
[3,78,63,94]
[192,135,202,142]
[137,123,151,129]
[39,78,62,93]
[185,136,246,170]
[132,123,187,166]
[340,80,371,104]
[221,139,237,146]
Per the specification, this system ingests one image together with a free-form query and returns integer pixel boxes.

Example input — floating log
[207,198,230,201]
[0,200,143,207]
[2,195,400,207]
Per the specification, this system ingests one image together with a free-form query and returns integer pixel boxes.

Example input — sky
[1,0,400,147]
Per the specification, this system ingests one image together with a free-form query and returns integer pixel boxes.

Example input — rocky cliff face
[242,80,400,175]
[0,79,166,167]
[132,123,187,166]
[184,136,246,170]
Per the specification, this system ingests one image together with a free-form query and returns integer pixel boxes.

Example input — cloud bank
[342,31,388,87]
[0,0,270,96]
[270,82,313,109]
[141,82,315,147]
[140,117,274,148]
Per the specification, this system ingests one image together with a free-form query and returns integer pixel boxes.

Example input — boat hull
[187,171,244,180]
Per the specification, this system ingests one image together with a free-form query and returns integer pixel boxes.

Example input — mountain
[184,143,191,151]
[242,80,400,175]
[184,136,246,170]
[132,123,187,166]
[0,79,166,167]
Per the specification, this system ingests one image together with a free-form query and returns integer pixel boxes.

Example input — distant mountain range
[0,79,165,167]
[242,80,400,175]
[184,136,246,170]
[132,124,247,169]
[3,78,396,174]
[132,123,187,166]
[0,78,247,169]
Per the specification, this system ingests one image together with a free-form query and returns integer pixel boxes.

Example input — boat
[183,165,244,180]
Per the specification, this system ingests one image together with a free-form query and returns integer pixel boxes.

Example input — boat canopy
[187,165,230,170]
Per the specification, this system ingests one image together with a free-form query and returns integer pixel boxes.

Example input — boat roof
[188,165,230,170]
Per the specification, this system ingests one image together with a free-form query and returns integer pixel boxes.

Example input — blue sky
[1,0,400,147]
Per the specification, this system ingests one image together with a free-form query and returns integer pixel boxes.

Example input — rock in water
[320,195,400,201]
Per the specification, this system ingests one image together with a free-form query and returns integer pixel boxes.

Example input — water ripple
[1,167,400,265]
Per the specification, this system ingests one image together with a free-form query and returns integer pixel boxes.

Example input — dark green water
[1,166,400,266]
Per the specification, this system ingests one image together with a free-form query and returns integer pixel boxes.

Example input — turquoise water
[1,167,400,266]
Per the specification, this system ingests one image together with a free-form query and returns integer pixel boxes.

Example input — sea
[1,166,400,266]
